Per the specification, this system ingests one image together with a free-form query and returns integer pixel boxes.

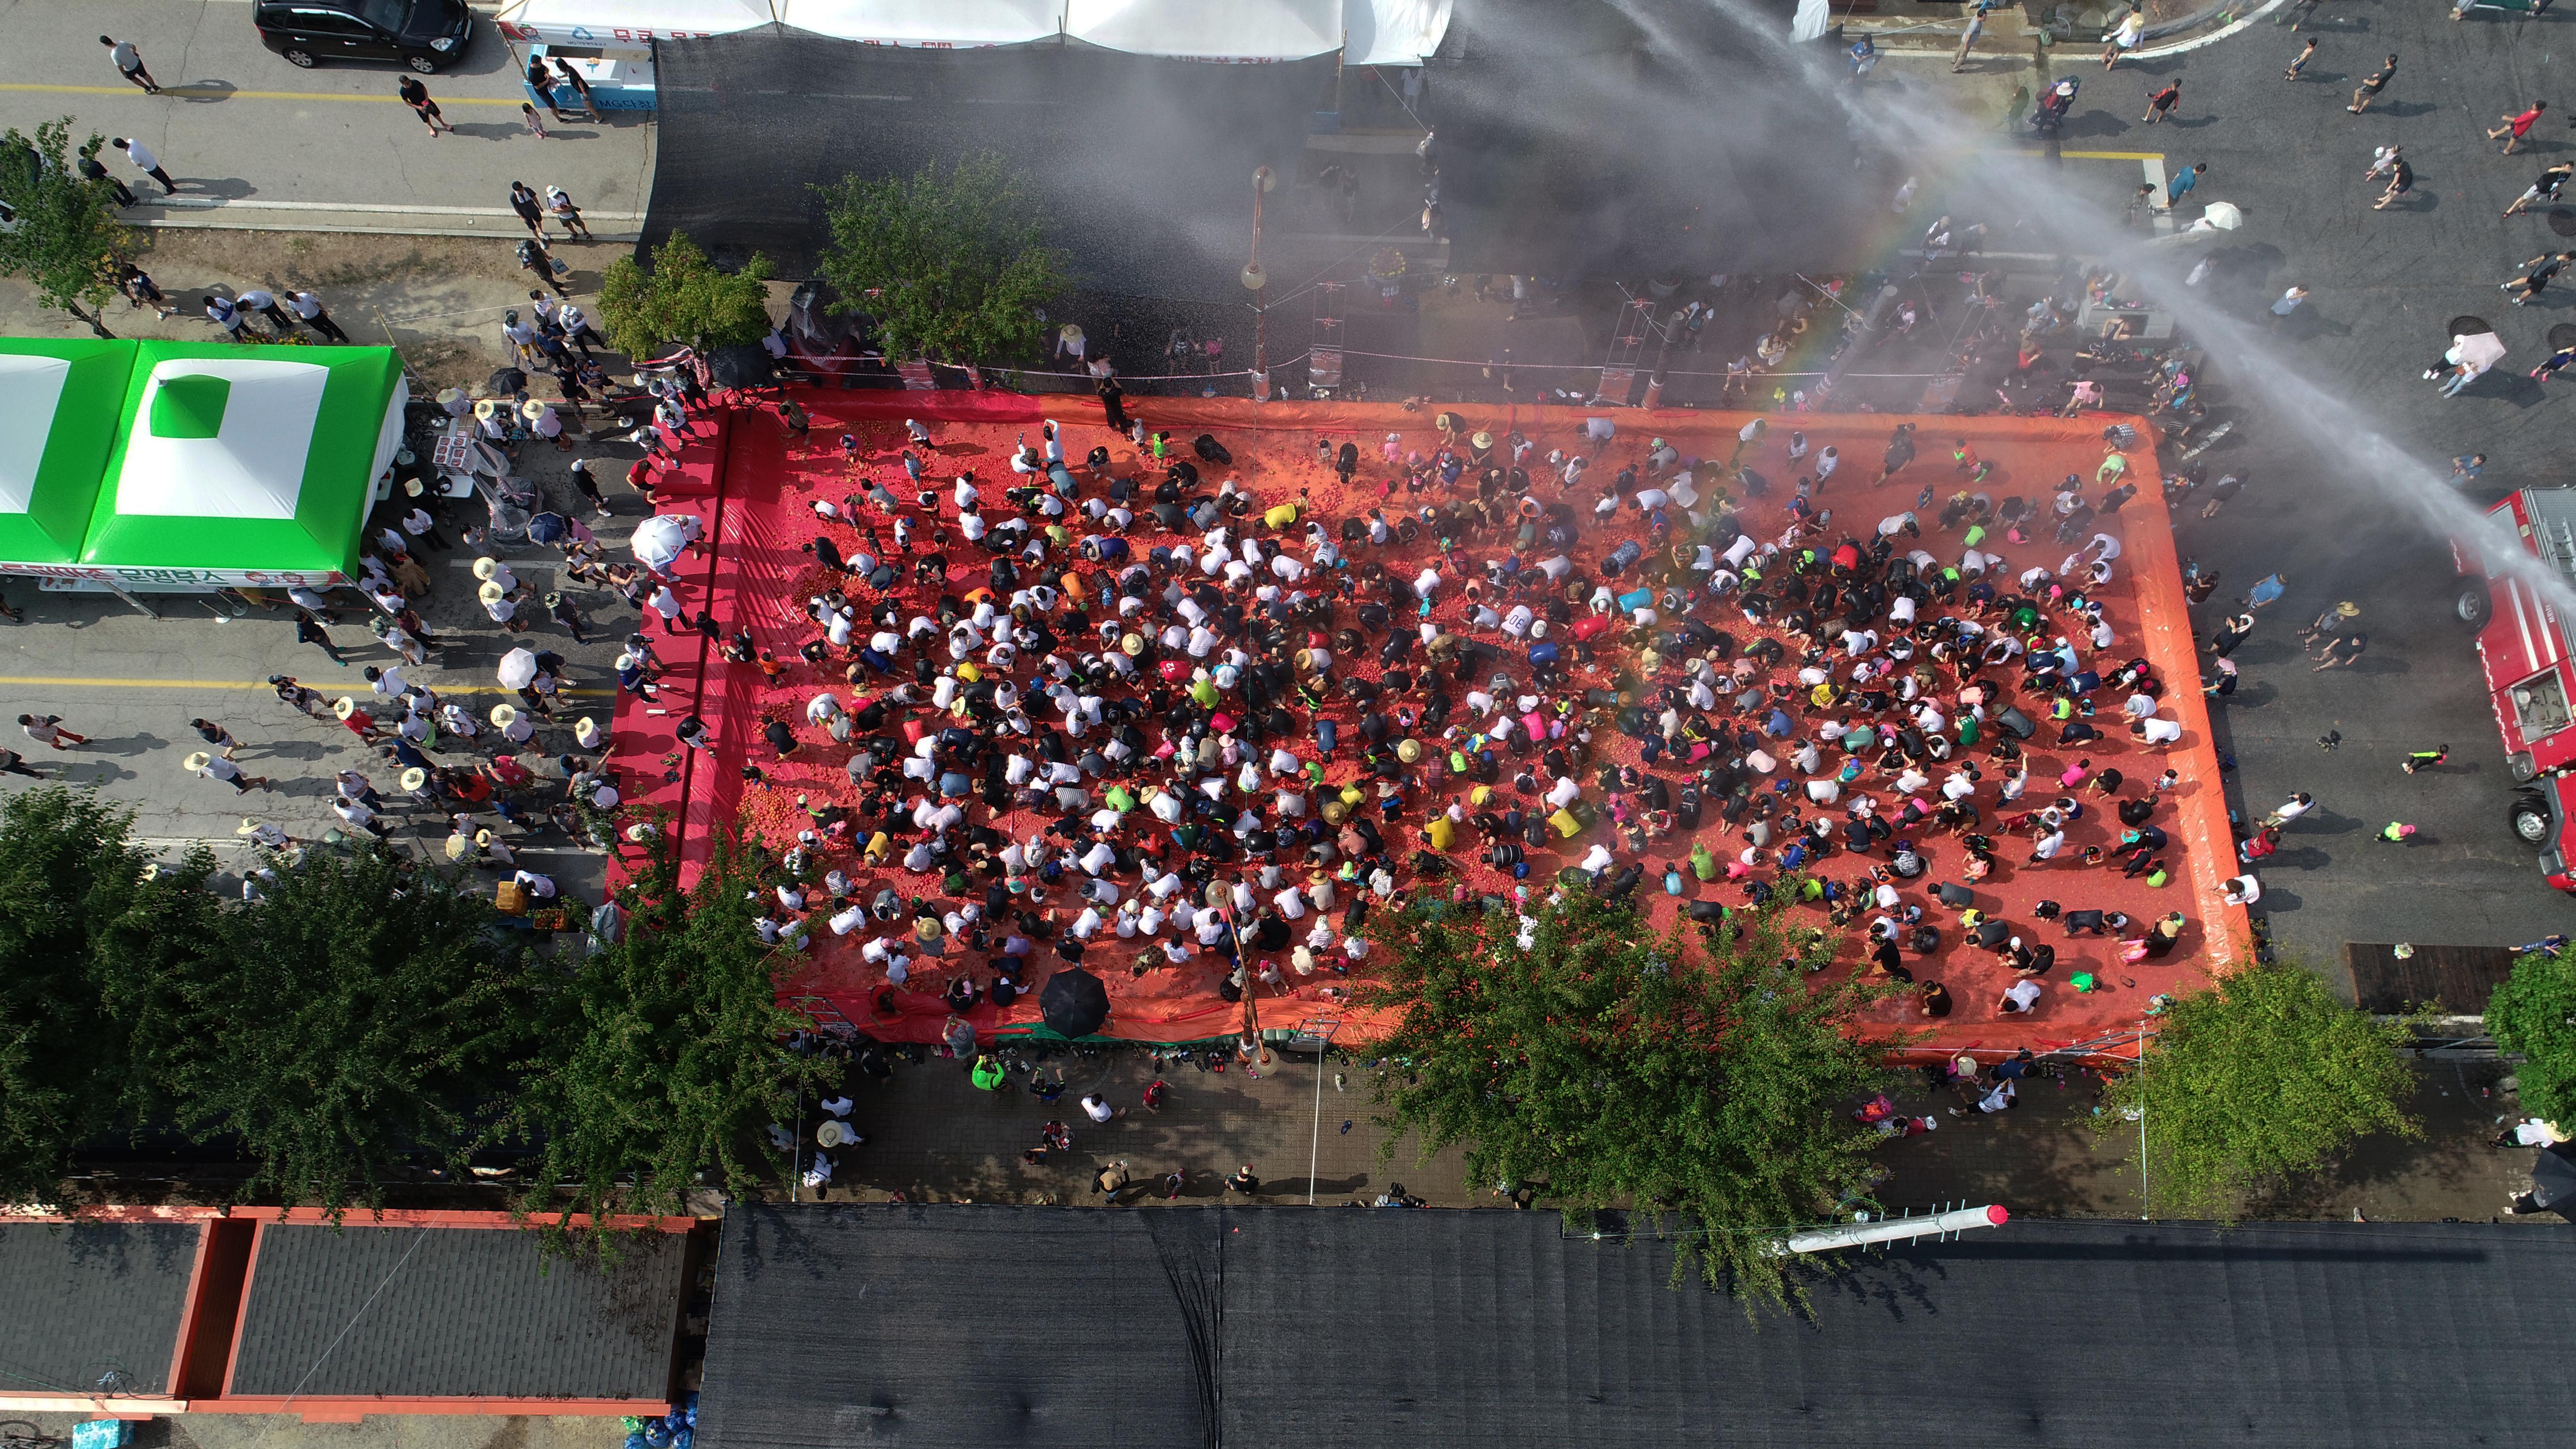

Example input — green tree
[0,788,203,1207]
[0,119,143,339]
[814,153,1068,364]
[511,827,831,1247]
[1359,892,1897,1312]
[2487,942,2576,1128]
[2097,960,2416,1219]
[129,846,545,1213]
[596,232,775,360]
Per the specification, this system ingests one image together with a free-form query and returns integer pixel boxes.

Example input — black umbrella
[2531,1142,2576,1219]
[1039,967,1111,1038]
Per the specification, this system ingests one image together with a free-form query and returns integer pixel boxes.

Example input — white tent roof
[117,360,330,521]
[1064,0,1338,58]
[1344,0,1451,64]
[497,0,774,38]
[503,1,1449,62]
[772,0,1062,44]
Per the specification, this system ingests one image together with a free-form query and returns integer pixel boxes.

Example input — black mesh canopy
[644,28,1336,295]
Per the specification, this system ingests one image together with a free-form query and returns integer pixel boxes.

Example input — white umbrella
[632,513,690,572]
[2454,331,2509,370]
[2186,201,2242,232]
[497,647,538,691]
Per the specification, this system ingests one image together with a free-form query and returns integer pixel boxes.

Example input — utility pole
[1244,165,1275,401]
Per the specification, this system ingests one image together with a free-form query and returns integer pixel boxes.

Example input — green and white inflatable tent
[0,338,406,588]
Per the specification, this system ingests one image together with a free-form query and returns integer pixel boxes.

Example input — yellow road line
[0,675,612,697]
[0,82,523,106]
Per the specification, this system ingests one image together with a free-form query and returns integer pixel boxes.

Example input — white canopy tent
[771,0,1063,45]
[499,0,1449,61]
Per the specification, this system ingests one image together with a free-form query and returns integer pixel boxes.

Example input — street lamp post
[1244,165,1275,402]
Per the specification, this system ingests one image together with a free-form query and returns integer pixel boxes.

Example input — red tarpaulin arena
[608,391,2240,1064]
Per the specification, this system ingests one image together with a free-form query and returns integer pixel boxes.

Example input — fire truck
[2455,487,2576,892]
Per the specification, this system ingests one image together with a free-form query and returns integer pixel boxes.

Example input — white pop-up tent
[500,0,1449,61]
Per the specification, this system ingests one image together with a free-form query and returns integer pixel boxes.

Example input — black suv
[253,0,474,74]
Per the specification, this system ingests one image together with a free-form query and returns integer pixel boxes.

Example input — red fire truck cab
[2455,487,2576,892]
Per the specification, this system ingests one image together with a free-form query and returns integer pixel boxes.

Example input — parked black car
[252,0,473,74]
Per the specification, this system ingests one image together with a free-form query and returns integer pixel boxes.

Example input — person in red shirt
[486,755,534,789]
[2491,100,2549,155]
[333,698,377,740]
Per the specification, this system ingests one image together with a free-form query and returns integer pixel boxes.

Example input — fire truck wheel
[2456,580,2493,628]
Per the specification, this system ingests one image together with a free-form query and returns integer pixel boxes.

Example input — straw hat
[436,387,463,405]
[234,818,262,836]
[521,399,547,422]
[445,833,470,861]
[1471,430,1493,450]
[575,716,603,749]
[474,398,499,420]
[472,556,501,581]
[400,767,428,791]
[1396,738,1422,764]
[1954,1054,1978,1076]
[402,477,424,498]
[1321,798,1349,825]
[475,828,494,847]
[1120,633,1143,656]
[2334,601,2359,618]
[490,703,519,728]
[478,580,507,604]
[182,751,212,773]
[1294,648,1315,671]
[332,696,358,720]
[542,591,562,608]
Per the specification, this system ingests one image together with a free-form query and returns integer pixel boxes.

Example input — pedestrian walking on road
[2372,155,2414,210]
[111,137,175,194]
[2268,286,2310,326]
[2101,5,2144,70]
[525,56,571,120]
[2284,38,2317,81]
[397,75,453,135]
[2142,79,2181,125]
[76,146,135,208]
[2489,102,2549,155]
[2376,820,2417,844]
[545,185,592,240]
[2504,162,2571,217]
[102,36,159,94]
[2402,744,2450,774]
[2348,55,2395,114]
[2164,161,2206,209]
[520,103,548,140]
[2502,250,2571,306]
[1953,10,1984,72]
[296,612,349,666]
[0,748,44,780]
[17,714,87,750]
[187,718,242,760]
[553,56,600,118]
[185,751,267,794]
[2534,343,2576,381]
[517,237,568,297]
[121,263,176,318]
[507,181,547,238]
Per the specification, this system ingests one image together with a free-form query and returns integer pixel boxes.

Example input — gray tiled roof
[0,1221,197,1398]
[225,1223,684,1401]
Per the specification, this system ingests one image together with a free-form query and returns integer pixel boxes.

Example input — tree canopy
[1358,891,1897,1312]
[511,825,832,1247]
[2487,942,2576,1128]
[814,153,1069,364]
[0,789,181,1206]
[596,232,775,359]
[2097,960,2416,1219]
[125,845,545,1214]
[0,119,143,338]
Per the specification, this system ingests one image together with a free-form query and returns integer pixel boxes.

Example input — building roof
[697,1205,2572,1449]
[224,1222,685,1401]
[0,1220,199,1398]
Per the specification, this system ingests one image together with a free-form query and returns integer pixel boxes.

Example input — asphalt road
[2018,5,2576,976]
[0,0,655,235]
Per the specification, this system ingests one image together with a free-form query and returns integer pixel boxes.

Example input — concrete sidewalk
[808,1042,2553,1226]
